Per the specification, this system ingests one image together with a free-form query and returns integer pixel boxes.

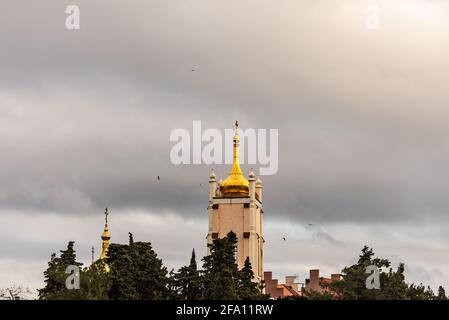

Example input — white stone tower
[206,122,264,282]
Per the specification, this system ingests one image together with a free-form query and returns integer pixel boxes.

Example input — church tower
[207,122,264,282]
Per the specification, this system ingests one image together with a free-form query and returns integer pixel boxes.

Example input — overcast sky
[1,0,449,295]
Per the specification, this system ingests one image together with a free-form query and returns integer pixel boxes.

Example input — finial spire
[234,121,239,139]
[232,121,240,165]
[105,207,109,225]
[100,207,111,260]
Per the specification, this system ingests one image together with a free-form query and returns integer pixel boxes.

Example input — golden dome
[220,121,249,197]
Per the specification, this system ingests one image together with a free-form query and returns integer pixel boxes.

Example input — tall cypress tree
[202,231,239,300]
[170,249,203,299]
[436,286,447,300]
[238,257,264,299]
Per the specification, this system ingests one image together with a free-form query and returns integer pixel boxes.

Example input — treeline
[38,231,267,300]
[300,246,448,300]
[38,233,448,300]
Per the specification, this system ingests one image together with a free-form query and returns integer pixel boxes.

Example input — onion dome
[220,121,249,197]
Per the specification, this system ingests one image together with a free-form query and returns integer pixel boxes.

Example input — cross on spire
[105,207,109,225]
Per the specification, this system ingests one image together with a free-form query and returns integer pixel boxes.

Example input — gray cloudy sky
[1,0,449,294]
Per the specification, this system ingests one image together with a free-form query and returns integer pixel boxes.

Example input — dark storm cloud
[1,0,449,225]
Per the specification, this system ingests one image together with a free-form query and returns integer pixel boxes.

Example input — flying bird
[157,176,160,181]
[282,237,286,241]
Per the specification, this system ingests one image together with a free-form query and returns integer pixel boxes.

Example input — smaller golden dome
[101,228,110,241]
[220,121,249,197]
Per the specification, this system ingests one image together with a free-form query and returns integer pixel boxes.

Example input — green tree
[377,262,408,299]
[38,241,85,300]
[436,286,447,300]
[202,231,239,299]
[82,260,112,300]
[107,235,168,300]
[170,249,203,299]
[406,283,435,300]
[321,246,408,300]
[311,246,438,300]
[237,257,265,299]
